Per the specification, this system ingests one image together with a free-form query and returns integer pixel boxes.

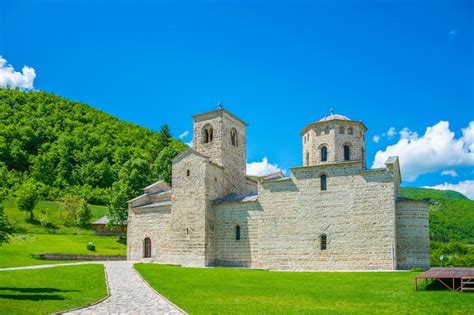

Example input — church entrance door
[144,237,151,258]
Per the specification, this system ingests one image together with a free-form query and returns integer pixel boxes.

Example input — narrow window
[187,170,190,176]
[235,225,241,240]
[324,126,330,135]
[202,125,213,143]
[320,174,327,191]
[306,151,310,166]
[321,146,328,162]
[186,228,189,235]
[316,129,321,136]
[339,126,345,134]
[320,234,327,250]
[348,127,353,135]
[230,128,238,146]
[344,145,350,161]
[144,237,151,258]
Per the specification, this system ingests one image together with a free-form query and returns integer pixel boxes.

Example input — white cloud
[449,30,457,39]
[246,157,282,177]
[441,170,458,177]
[372,121,474,181]
[179,130,189,139]
[424,180,474,200]
[0,56,36,89]
[372,135,380,143]
[387,127,396,139]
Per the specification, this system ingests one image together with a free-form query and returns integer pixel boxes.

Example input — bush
[87,242,96,251]
[75,200,92,229]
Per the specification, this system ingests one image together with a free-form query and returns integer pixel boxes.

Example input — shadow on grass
[0,294,65,301]
[0,287,79,293]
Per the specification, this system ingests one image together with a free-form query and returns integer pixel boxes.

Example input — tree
[108,158,152,228]
[0,190,13,245]
[75,200,92,228]
[153,140,187,184]
[60,195,82,226]
[17,181,40,221]
[158,124,172,148]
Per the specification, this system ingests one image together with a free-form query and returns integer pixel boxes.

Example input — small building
[92,216,127,235]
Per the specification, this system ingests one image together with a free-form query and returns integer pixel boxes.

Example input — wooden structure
[415,267,474,291]
[92,216,127,235]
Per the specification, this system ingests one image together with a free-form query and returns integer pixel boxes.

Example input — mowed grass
[0,234,126,268]
[0,264,107,315]
[135,264,474,314]
[2,197,107,235]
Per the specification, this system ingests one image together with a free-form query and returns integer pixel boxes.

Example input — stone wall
[212,162,399,270]
[168,152,210,266]
[213,201,262,267]
[396,200,430,270]
[127,206,171,261]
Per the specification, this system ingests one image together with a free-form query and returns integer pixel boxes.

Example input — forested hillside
[0,89,186,205]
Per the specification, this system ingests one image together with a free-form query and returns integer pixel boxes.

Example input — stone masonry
[127,107,430,271]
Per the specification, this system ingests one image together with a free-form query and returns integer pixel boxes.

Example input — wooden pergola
[415,267,474,292]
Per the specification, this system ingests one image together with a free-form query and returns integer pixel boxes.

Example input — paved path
[0,261,185,314]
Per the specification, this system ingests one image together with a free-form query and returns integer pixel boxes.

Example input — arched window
[202,124,213,143]
[144,237,151,258]
[339,126,345,134]
[344,145,350,161]
[306,151,310,166]
[321,146,328,162]
[235,225,241,240]
[348,127,353,135]
[230,128,238,146]
[316,129,321,136]
[186,170,190,177]
[320,174,327,191]
[324,126,330,135]
[320,234,327,250]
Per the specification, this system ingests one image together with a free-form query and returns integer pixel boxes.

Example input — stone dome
[318,114,351,122]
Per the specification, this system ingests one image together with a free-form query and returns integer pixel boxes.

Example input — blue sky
[1,0,473,197]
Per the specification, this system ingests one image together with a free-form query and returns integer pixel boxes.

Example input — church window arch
[348,127,353,135]
[320,234,327,250]
[324,126,330,135]
[202,124,213,143]
[339,126,345,134]
[320,174,327,191]
[320,146,328,162]
[343,145,351,161]
[230,128,238,146]
[235,225,241,240]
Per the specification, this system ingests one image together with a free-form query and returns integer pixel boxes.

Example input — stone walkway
[0,261,185,315]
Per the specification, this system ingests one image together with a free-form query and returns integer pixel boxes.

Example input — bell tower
[192,103,247,195]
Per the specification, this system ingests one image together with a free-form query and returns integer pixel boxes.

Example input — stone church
[127,107,430,270]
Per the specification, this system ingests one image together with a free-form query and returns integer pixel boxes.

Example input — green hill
[0,89,186,204]
[401,187,474,244]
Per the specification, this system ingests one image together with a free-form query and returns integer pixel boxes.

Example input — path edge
[133,263,188,314]
[56,263,111,314]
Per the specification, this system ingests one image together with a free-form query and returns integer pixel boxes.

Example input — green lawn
[2,197,107,235]
[0,264,107,315]
[0,234,126,268]
[135,264,474,314]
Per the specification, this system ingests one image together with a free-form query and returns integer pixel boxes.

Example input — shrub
[75,200,92,229]
[87,242,96,251]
